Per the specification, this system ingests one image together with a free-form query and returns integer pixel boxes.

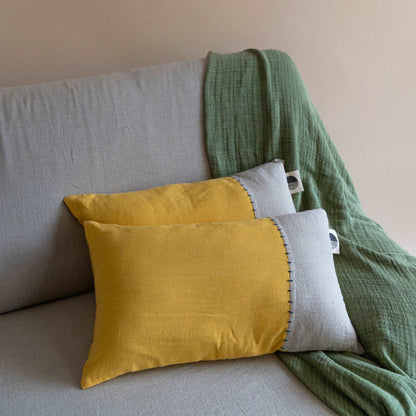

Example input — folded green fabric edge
[204,49,416,416]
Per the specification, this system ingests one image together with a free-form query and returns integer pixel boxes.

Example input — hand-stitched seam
[268,217,293,350]
[231,175,258,219]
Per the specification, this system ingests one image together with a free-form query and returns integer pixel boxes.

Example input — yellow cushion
[64,177,254,226]
[82,219,291,389]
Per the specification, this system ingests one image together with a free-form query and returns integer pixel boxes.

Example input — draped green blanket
[204,49,416,416]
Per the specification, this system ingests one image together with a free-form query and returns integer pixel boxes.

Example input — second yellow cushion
[81,218,291,389]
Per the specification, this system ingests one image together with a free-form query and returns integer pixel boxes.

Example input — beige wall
[1,0,415,254]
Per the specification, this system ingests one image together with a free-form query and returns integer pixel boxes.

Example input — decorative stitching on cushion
[231,175,258,218]
[269,217,293,350]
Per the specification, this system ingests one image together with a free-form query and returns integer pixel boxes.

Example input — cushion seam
[268,217,293,351]
[230,175,258,219]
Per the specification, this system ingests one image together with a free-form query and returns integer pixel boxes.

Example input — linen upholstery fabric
[0,59,210,313]
[204,49,416,415]
[81,209,360,389]
[0,293,337,416]
[64,160,295,227]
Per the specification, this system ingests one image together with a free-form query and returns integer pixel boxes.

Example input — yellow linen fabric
[82,219,290,389]
[64,177,254,226]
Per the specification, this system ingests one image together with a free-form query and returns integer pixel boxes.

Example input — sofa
[1,57,346,415]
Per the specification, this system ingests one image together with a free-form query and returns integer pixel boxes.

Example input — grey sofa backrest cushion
[0,59,210,313]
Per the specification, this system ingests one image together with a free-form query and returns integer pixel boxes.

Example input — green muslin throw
[204,49,416,416]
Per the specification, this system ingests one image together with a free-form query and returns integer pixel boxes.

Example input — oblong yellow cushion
[64,160,296,227]
[65,177,254,226]
[82,219,291,389]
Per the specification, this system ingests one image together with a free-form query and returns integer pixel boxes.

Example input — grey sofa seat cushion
[0,293,336,416]
[0,59,211,313]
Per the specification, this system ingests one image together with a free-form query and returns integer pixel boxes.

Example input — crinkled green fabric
[204,49,416,416]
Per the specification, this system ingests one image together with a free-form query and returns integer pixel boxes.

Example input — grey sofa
[0,59,337,415]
